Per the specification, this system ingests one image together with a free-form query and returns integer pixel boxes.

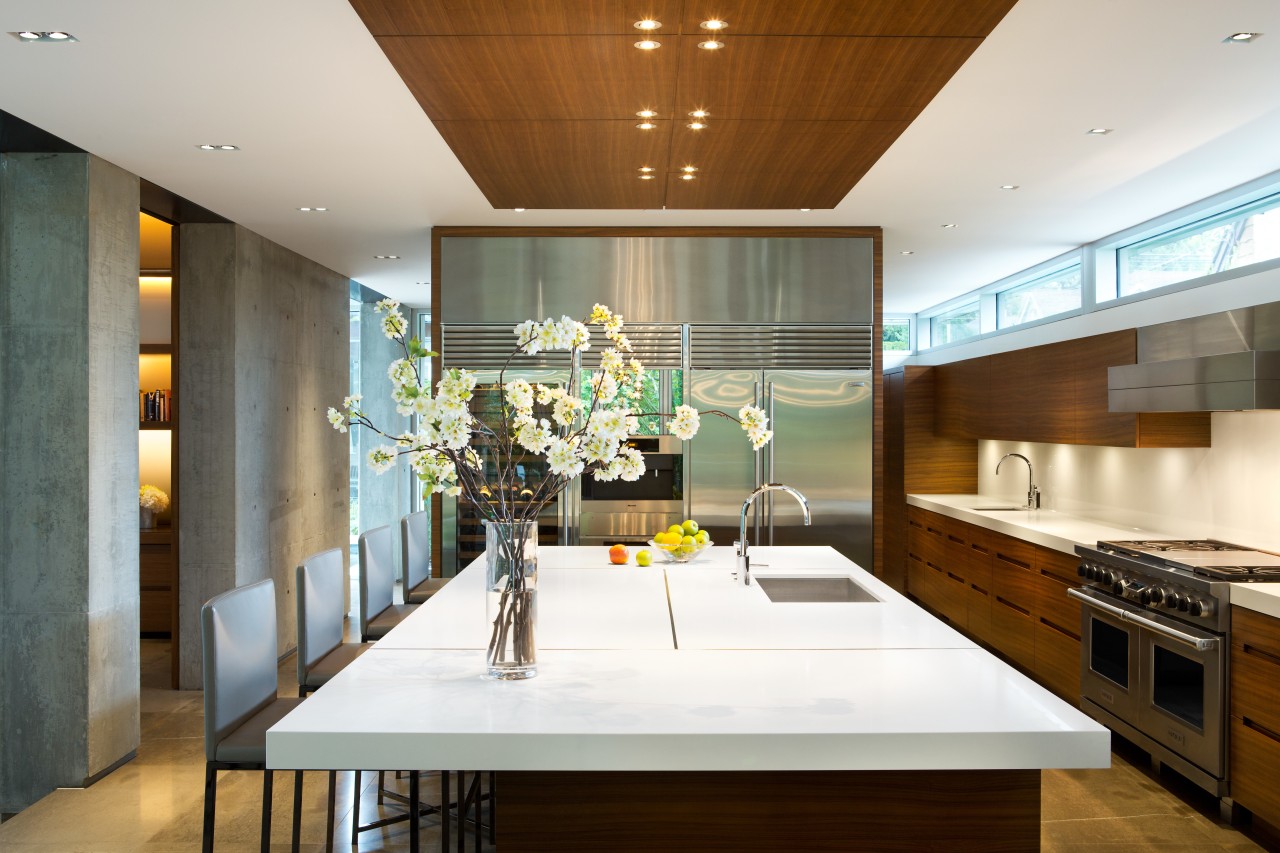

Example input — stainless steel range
[1072,539,1280,806]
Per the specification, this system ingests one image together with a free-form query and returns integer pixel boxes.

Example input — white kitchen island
[268,546,1108,851]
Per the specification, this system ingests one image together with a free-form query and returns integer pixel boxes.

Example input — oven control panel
[1076,558,1219,625]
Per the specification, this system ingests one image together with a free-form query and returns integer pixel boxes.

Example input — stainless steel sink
[755,576,880,603]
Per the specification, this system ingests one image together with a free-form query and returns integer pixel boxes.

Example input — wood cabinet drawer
[965,584,993,646]
[946,518,993,588]
[1034,572,1080,639]
[141,588,172,635]
[991,553,1037,613]
[1233,606,1280,659]
[1231,641,1280,737]
[936,567,969,626]
[1230,716,1280,826]
[1034,620,1080,700]
[990,593,1035,671]
[907,552,934,605]
[991,533,1035,576]
[140,544,173,589]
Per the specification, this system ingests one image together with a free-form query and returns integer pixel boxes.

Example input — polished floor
[0,638,1273,852]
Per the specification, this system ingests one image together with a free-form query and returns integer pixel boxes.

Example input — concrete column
[358,300,411,576]
[178,224,348,687]
[0,153,140,813]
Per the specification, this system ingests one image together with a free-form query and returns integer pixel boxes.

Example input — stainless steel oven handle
[1068,588,1218,651]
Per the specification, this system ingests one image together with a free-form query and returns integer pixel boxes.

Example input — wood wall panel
[935,356,988,439]
[882,370,905,589]
[1029,339,1076,444]
[1074,330,1139,446]
[351,0,1018,209]
[499,769,1041,852]
[1137,412,1212,448]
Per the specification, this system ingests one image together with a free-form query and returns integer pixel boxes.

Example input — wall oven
[578,435,684,546]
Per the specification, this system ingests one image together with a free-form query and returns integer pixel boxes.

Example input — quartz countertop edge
[906,494,1180,556]
[1231,584,1280,620]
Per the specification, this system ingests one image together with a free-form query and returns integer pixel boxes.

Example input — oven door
[1138,614,1224,777]
[1075,588,1143,724]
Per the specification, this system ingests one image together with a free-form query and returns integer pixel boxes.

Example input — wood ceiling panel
[675,35,984,121]
[669,119,909,182]
[376,35,677,120]
[433,120,672,208]
[663,171,858,210]
[351,1,685,36]
[677,0,1016,37]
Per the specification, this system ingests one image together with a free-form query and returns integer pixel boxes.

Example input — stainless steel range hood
[1109,302,1280,412]
[1109,350,1280,412]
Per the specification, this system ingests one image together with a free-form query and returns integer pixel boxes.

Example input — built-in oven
[1073,587,1225,782]
[578,435,684,546]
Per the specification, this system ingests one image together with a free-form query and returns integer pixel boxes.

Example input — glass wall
[931,302,980,346]
[996,265,1081,328]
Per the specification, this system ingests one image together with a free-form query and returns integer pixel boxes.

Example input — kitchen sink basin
[755,576,880,603]
[972,506,1027,511]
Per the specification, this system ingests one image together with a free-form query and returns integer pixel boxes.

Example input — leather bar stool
[359,525,418,643]
[402,510,450,604]
[201,578,304,853]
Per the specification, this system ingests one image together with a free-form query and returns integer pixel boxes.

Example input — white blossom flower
[570,321,591,350]
[749,428,773,451]
[545,438,583,479]
[515,418,554,454]
[380,308,407,339]
[535,384,555,405]
[326,407,348,433]
[669,404,701,440]
[444,485,462,497]
[552,394,582,427]
[438,415,471,449]
[368,447,396,473]
[590,371,619,404]
[514,320,539,353]
[343,394,362,410]
[580,433,618,463]
[388,358,417,387]
[615,446,644,481]
[505,378,534,413]
[412,395,437,420]
[739,405,768,431]
[589,304,613,325]
[599,348,623,373]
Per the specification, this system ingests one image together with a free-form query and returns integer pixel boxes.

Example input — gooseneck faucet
[737,483,812,585]
[996,453,1040,509]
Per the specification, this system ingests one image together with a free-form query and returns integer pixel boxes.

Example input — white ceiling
[2,0,1278,314]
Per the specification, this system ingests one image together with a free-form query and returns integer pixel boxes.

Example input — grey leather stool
[359,525,417,642]
[402,510,450,604]
[201,578,304,853]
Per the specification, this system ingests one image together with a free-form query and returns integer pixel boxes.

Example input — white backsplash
[979,410,1280,552]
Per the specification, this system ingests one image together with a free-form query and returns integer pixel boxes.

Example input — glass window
[348,299,361,557]
[578,369,683,435]
[883,318,911,351]
[996,265,1081,328]
[1118,192,1280,297]
[930,302,980,346]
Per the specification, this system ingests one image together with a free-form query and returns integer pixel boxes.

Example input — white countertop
[907,494,1181,555]
[268,545,1108,771]
[1231,584,1280,620]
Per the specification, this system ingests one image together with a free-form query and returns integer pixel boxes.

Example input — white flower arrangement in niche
[329,300,772,677]
[139,484,170,513]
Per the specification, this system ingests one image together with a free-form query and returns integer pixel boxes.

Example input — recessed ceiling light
[680,166,698,173]
[681,173,696,181]
[636,122,657,130]
[11,31,78,42]
[1086,128,1112,135]
[999,185,1019,190]
[513,208,526,212]
[688,109,711,119]
[197,144,240,151]
[700,19,728,31]
[636,109,658,118]
[638,166,656,173]
[900,250,915,255]
[374,255,400,260]
[686,121,707,130]
[941,223,957,229]
[634,39,661,50]
[1225,32,1261,43]
[634,19,661,30]
[639,175,655,180]
[698,39,724,50]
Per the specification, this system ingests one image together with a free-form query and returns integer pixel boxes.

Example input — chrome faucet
[996,453,1040,510]
[737,483,812,585]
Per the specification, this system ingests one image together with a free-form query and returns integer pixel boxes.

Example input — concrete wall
[0,153,140,812]
[357,300,410,575]
[177,224,348,687]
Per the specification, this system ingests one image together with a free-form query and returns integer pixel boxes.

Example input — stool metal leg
[442,771,450,851]
[489,771,496,845]
[260,770,273,853]
[351,770,362,846]
[292,770,303,852]
[202,764,217,853]
[325,770,336,853]
[409,770,420,853]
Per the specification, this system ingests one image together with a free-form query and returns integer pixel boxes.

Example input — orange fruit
[608,543,629,565]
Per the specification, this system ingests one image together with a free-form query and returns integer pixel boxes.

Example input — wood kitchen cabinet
[1230,606,1280,830]
[934,330,1210,448]
[905,507,1083,700]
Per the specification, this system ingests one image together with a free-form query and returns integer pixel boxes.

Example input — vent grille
[441,324,564,370]
[581,324,682,369]
[690,325,872,369]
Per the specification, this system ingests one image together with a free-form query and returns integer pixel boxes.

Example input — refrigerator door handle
[753,380,762,546]
[767,380,775,545]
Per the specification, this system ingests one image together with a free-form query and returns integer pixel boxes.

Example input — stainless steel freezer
[689,369,873,571]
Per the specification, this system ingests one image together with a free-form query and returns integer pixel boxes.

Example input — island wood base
[497,768,1040,851]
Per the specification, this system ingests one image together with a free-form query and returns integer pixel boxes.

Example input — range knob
[1140,588,1154,605]
[1147,587,1166,606]
[1190,599,1215,618]
[1085,564,1098,581]
[1165,592,1185,610]
[1078,562,1088,578]
[1101,569,1117,586]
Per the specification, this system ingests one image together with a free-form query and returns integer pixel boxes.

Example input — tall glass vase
[484,519,539,680]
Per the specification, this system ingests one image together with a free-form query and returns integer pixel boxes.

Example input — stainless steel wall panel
[440,236,874,324]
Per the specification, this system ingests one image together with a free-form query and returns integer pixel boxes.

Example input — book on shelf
[139,389,174,423]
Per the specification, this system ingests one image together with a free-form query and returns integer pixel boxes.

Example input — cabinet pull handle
[997,552,1031,570]
[1243,716,1280,745]
[947,572,965,583]
[1243,642,1280,668]
[1039,617,1081,642]
[996,596,1031,616]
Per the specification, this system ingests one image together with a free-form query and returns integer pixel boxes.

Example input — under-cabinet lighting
[634,19,661,30]
[513,208,526,212]
[634,39,661,50]
[800,208,811,212]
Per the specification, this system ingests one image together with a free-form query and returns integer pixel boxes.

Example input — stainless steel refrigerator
[688,369,873,570]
